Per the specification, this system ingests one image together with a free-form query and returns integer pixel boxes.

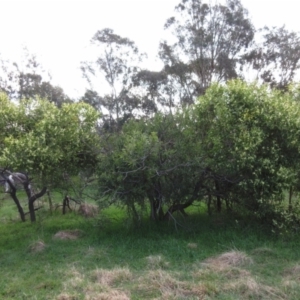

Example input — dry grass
[283,264,300,278]
[139,269,207,300]
[187,243,198,249]
[55,249,289,300]
[84,290,130,300]
[92,267,132,286]
[145,255,170,269]
[56,293,77,300]
[53,229,83,240]
[282,264,300,287]
[204,250,253,270]
[225,276,287,299]
[78,203,99,218]
[192,250,287,299]
[28,240,46,253]
[58,266,131,300]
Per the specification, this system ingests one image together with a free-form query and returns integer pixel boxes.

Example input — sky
[0,0,299,99]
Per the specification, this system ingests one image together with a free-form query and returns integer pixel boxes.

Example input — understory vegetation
[2,80,300,230]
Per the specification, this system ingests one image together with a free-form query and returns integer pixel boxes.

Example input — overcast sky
[0,0,299,98]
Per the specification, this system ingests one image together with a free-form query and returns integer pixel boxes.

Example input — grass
[1,196,300,299]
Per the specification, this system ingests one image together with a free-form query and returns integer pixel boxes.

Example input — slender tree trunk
[289,186,293,212]
[27,187,47,222]
[5,178,25,221]
[10,190,26,222]
[207,193,212,216]
[215,180,221,213]
[62,195,71,215]
[129,202,140,226]
[29,200,36,222]
[149,196,157,221]
[47,190,53,214]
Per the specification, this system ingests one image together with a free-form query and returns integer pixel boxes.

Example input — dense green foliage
[94,81,300,228]
[2,80,300,228]
[1,0,300,229]
[0,93,99,186]
[195,81,300,202]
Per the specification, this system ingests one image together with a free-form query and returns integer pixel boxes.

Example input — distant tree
[81,89,103,112]
[159,0,255,104]
[0,51,71,105]
[81,28,145,130]
[132,69,179,114]
[244,26,300,90]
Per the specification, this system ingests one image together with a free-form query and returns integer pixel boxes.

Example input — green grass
[1,199,300,299]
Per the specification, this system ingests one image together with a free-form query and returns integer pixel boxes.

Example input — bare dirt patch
[53,229,83,240]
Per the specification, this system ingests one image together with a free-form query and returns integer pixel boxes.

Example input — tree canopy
[0,93,99,186]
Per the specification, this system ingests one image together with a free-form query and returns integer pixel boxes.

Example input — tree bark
[62,195,71,215]
[10,190,26,222]
[289,186,293,213]
[27,187,47,222]
[215,180,221,213]
[47,190,53,214]
[5,177,26,221]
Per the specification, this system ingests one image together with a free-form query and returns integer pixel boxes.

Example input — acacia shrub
[96,113,208,222]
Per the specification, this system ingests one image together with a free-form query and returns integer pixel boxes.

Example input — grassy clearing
[1,199,300,299]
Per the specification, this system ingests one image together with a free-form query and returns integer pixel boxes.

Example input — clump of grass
[225,276,286,299]
[78,203,99,218]
[145,255,170,269]
[59,266,132,300]
[282,264,300,289]
[283,264,300,278]
[140,269,207,299]
[56,293,77,300]
[187,242,198,249]
[28,240,46,253]
[204,250,253,270]
[91,267,132,286]
[84,289,130,300]
[64,266,86,289]
[53,229,83,240]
